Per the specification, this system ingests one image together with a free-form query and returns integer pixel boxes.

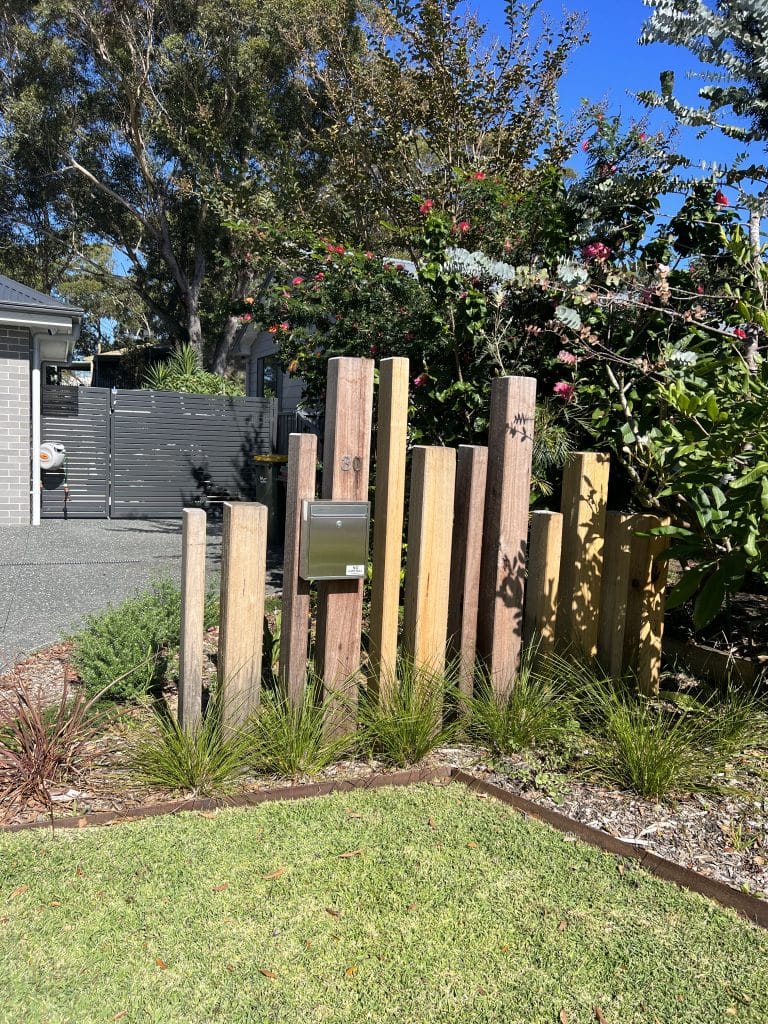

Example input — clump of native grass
[130,701,249,796]
[246,678,353,779]
[357,658,458,768]
[463,644,580,758]
[545,652,767,801]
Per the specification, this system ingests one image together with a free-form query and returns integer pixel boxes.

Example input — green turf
[1,783,766,1024]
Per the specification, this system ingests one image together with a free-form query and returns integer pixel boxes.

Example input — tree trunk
[187,307,204,360]
[211,314,243,375]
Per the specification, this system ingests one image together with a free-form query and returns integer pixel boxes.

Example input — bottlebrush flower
[553,381,575,401]
[715,190,729,206]
[557,350,577,365]
[581,241,612,262]
[413,372,430,388]
[291,276,304,285]
[472,172,486,180]
[419,199,434,215]
[733,328,748,340]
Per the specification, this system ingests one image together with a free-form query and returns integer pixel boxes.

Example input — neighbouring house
[0,274,82,526]
[235,326,317,453]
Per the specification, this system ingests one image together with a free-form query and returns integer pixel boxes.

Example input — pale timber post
[368,357,409,696]
[623,514,670,695]
[178,507,207,731]
[447,445,488,699]
[403,445,456,675]
[556,452,610,658]
[477,376,537,698]
[597,511,633,678]
[218,502,268,731]
[522,510,563,658]
[315,357,374,733]
[278,432,317,706]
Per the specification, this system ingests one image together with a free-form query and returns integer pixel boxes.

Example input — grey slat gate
[41,386,273,519]
[109,390,272,518]
[41,385,110,517]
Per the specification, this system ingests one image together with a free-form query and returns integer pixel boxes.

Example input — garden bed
[2,782,767,1023]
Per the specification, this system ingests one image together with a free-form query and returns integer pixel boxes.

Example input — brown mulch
[1,641,766,904]
[0,641,74,715]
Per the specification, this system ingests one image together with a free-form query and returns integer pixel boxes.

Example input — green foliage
[143,344,244,395]
[464,653,580,757]
[548,655,767,800]
[130,706,249,795]
[70,579,184,701]
[357,660,457,767]
[246,683,352,779]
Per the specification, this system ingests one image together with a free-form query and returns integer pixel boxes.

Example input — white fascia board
[0,309,77,332]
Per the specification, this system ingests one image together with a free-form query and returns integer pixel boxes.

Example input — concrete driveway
[0,519,281,665]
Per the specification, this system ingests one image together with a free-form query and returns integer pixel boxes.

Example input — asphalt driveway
[0,520,281,665]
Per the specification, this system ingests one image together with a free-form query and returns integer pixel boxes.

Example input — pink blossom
[557,350,577,365]
[697,285,705,294]
[267,324,279,334]
[457,220,470,233]
[553,381,575,401]
[335,245,345,254]
[240,313,252,323]
[291,276,304,285]
[639,132,648,143]
[472,172,486,180]
[419,199,434,215]
[581,241,612,262]
[715,190,729,206]
[733,328,748,340]
[365,251,374,259]
[581,140,590,152]
[413,372,430,388]
[314,272,325,281]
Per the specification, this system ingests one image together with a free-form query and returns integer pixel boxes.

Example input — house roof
[0,274,83,316]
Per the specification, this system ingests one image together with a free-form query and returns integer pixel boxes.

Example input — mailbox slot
[299,500,370,581]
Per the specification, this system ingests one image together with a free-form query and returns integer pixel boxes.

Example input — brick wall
[0,327,31,525]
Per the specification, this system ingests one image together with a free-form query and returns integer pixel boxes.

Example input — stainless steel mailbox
[299,500,370,581]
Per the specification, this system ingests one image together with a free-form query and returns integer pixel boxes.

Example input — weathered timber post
[369,357,409,696]
[447,445,488,699]
[278,432,317,706]
[477,376,537,698]
[178,507,207,731]
[556,452,610,658]
[315,357,374,734]
[218,502,268,731]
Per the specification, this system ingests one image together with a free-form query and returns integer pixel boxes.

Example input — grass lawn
[1,783,766,1024]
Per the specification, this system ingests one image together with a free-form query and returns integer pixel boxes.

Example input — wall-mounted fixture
[299,500,370,581]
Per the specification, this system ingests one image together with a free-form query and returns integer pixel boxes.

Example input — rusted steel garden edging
[0,766,454,834]
[4,765,766,929]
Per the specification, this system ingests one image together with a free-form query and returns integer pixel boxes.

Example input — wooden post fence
[477,376,537,698]
[403,446,456,676]
[556,452,610,658]
[279,432,317,706]
[315,357,374,733]
[218,501,268,731]
[369,357,409,696]
[447,445,488,699]
[178,507,207,732]
[597,511,633,678]
[623,514,670,695]
[522,510,563,659]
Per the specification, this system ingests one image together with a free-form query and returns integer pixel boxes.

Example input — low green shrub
[246,682,352,779]
[464,650,580,758]
[357,660,457,768]
[71,578,219,702]
[130,705,248,795]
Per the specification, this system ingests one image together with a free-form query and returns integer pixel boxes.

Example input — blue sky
[474,0,754,179]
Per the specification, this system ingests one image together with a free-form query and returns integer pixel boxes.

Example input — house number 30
[340,455,362,472]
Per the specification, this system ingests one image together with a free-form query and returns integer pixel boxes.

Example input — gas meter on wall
[39,442,66,471]
[299,500,370,581]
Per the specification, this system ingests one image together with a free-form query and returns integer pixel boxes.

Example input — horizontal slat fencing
[178,357,672,732]
[41,385,110,518]
[110,390,272,519]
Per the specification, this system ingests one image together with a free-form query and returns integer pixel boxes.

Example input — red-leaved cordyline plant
[0,679,111,818]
